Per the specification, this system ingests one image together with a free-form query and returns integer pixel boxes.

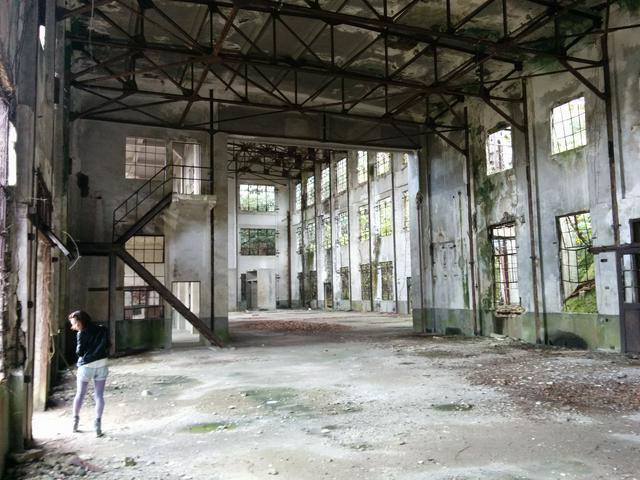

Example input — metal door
[620,246,640,353]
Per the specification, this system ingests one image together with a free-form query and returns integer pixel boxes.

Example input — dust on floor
[6,311,640,480]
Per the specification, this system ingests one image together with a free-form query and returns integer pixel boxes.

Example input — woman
[68,310,109,437]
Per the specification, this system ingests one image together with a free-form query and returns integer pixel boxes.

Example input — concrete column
[212,132,229,339]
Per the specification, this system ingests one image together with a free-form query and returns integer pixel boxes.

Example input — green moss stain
[432,402,474,412]
[619,0,640,12]
[183,422,236,433]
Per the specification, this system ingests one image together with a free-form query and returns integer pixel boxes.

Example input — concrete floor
[13,311,640,479]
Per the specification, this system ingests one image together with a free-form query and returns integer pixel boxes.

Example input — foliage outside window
[322,216,332,249]
[490,224,519,307]
[240,228,276,256]
[306,176,315,207]
[320,167,330,201]
[124,236,165,320]
[337,211,349,246]
[401,153,409,169]
[376,197,393,237]
[296,226,303,253]
[336,158,347,193]
[125,137,166,179]
[357,151,368,184]
[340,267,350,300]
[486,128,513,175]
[380,261,394,300]
[402,191,409,230]
[305,220,316,252]
[360,263,371,301]
[375,152,391,177]
[295,183,302,211]
[358,205,369,241]
[558,212,596,313]
[239,184,276,212]
[551,97,587,154]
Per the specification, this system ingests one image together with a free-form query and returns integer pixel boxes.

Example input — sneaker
[73,416,79,433]
[94,418,103,437]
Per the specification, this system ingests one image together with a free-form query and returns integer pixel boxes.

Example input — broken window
[375,152,391,177]
[551,97,587,154]
[306,176,315,207]
[296,226,303,254]
[337,211,349,246]
[360,264,371,301]
[490,224,520,307]
[322,216,332,249]
[558,212,596,312]
[402,191,409,230]
[124,236,165,321]
[295,183,302,211]
[320,167,330,201]
[239,184,276,212]
[357,151,368,184]
[358,205,369,241]
[125,137,167,179]
[340,267,350,300]
[336,158,347,193]
[376,197,393,237]
[380,261,394,300]
[305,220,316,252]
[486,128,513,175]
[240,228,277,256]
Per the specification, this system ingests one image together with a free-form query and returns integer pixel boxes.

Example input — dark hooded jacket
[76,324,109,366]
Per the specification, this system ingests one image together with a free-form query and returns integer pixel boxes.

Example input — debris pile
[236,320,352,334]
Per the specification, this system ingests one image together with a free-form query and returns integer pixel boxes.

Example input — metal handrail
[113,164,212,240]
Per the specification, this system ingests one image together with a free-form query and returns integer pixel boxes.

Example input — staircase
[109,164,224,347]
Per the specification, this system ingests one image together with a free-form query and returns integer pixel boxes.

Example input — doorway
[171,281,200,344]
[324,282,333,309]
[620,220,640,353]
[171,142,202,195]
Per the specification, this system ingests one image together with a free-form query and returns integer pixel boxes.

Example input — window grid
[336,158,347,193]
[295,183,302,211]
[322,216,332,249]
[357,151,368,184]
[340,267,350,300]
[358,205,370,241]
[486,128,513,175]
[337,211,349,246]
[551,97,587,154]
[124,235,165,320]
[360,263,371,301]
[305,220,316,252]
[239,184,276,212]
[376,197,393,237]
[125,137,166,179]
[320,167,330,201]
[306,176,315,207]
[490,224,519,306]
[558,212,594,300]
[375,152,391,177]
[380,261,394,300]
[401,153,409,169]
[240,228,277,256]
[296,226,303,253]
[402,191,409,230]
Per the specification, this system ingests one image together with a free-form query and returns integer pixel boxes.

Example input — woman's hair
[68,310,93,330]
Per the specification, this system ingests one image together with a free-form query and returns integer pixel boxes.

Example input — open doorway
[171,281,200,345]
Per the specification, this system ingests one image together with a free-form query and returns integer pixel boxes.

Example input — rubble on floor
[233,320,352,334]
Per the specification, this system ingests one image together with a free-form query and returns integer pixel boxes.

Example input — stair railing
[113,164,212,241]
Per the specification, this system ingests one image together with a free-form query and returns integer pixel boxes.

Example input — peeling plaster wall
[228,174,290,311]
[411,6,640,351]
[69,121,227,349]
[291,150,413,313]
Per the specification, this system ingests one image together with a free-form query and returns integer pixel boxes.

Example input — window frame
[375,152,391,177]
[239,228,277,256]
[550,96,587,155]
[336,158,348,194]
[239,183,276,212]
[489,223,519,307]
[125,136,167,180]
[357,151,368,184]
[485,126,513,175]
[556,211,595,306]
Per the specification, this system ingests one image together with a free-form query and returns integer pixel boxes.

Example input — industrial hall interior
[1,0,640,479]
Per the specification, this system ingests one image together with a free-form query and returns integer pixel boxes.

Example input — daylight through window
[490,224,519,306]
[486,128,513,175]
[240,228,277,256]
[551,97,587,154]
[125,137,166,179]
[239,184,276,212]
